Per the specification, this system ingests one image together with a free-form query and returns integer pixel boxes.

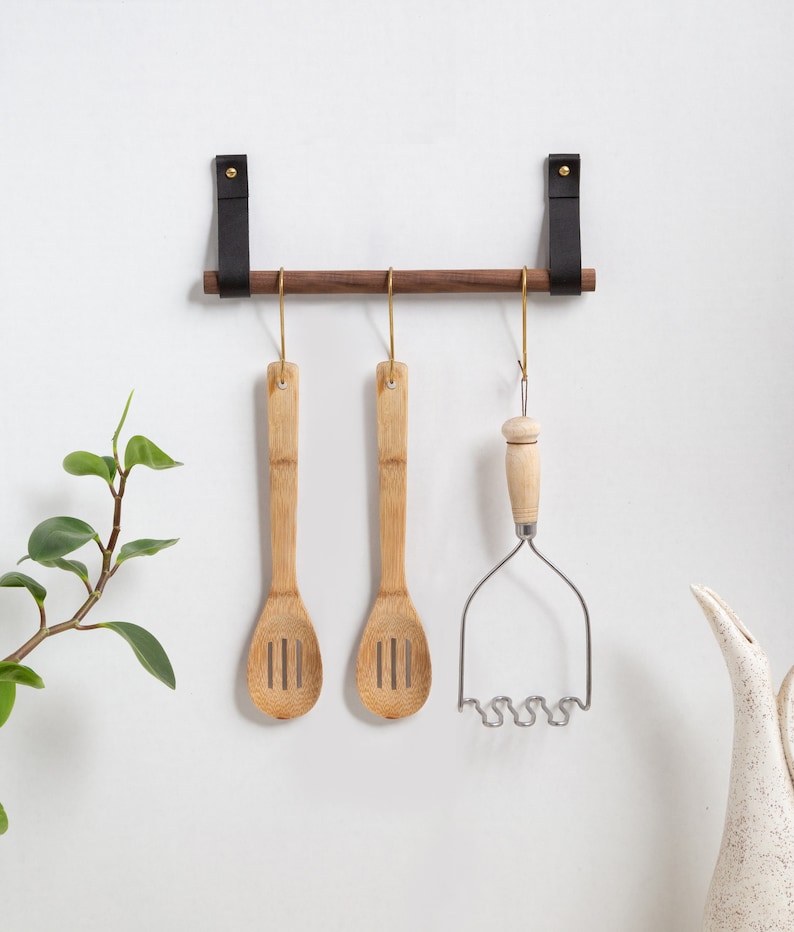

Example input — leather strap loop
[548,154,581,296]
[216,155,250,298]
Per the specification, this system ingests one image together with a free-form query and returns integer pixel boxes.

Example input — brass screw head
[558,165,571,177]
[225,167,238,179]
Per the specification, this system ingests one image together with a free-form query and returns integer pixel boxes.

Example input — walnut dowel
[502,416,541,526]
[203,268,596,296]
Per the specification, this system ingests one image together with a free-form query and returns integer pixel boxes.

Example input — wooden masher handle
[502,416,541,526]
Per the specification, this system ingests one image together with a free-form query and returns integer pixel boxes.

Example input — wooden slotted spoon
[356,361,431,718]
[247,361,322,718]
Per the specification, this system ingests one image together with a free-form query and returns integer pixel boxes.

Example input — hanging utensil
[356,361,431,718]
[356,270,431,718]
[247,271,322,718]
[457,268,591,727]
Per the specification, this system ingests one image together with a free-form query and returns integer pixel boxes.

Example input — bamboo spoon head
[356,594,431,719]
[247,593,322,719]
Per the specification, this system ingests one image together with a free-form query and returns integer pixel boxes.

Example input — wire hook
[387,266,395,384]
[279,267,286,385]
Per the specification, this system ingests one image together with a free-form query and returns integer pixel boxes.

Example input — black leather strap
[216,154,250,298]
[548,154,581,296]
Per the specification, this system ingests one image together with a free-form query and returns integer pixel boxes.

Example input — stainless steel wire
[457,537,592,727]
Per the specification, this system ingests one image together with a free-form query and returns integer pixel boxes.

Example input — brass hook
[387,267,395,384]
[279,267,286,385]
[519,266,528,416]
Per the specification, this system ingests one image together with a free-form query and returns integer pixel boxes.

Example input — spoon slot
[373,639,415,690]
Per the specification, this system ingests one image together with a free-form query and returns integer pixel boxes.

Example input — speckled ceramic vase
[691,585,794,931]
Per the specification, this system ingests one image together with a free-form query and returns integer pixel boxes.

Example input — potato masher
[457,412,592,728]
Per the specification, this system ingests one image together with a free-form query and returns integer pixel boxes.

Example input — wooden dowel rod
[203,268,596,296]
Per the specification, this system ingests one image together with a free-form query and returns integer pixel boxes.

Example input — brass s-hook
[519,266,528,416]
[279,266,286,385]
[387,266,395,384]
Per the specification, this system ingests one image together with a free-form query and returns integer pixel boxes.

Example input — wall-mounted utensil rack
[204,154,595,299]
[204,268,596,295]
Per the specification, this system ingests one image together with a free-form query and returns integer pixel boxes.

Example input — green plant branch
[103,470,127,570]
[1,393,180,834]
[1,390,181,671]
[3,470,129,664]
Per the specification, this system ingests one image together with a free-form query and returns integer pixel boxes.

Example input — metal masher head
[457,415,592,727]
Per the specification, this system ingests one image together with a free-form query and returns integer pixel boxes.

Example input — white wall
[1,1,792,929]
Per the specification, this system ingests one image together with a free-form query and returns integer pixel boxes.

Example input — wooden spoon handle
[268,361,299,590]
[376,360,408,591]
[502,415,541,526]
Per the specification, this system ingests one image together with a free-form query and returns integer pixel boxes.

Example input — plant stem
[2,470,128,665]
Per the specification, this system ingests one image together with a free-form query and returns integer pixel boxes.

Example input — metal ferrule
[515,523,537,540]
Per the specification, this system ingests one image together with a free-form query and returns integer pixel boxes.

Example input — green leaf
[112,391,134,453]
[0,682,15,727]
[0,665,43,733]
[0,571,46,606]
[101,456,117,482]
[124,435,182,472]
[99,622,175,689]
[116,538,179,564]
[28,517,98,563]
[39,558,90,583]
[0,662,45,689]
[63,451,112,483]
[0,801,8,835]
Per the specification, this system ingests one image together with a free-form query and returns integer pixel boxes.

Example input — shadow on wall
[233,373,281,727]
[610,641,707,930]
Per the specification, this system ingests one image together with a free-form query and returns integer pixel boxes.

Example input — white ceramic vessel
[692,585,794,931]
